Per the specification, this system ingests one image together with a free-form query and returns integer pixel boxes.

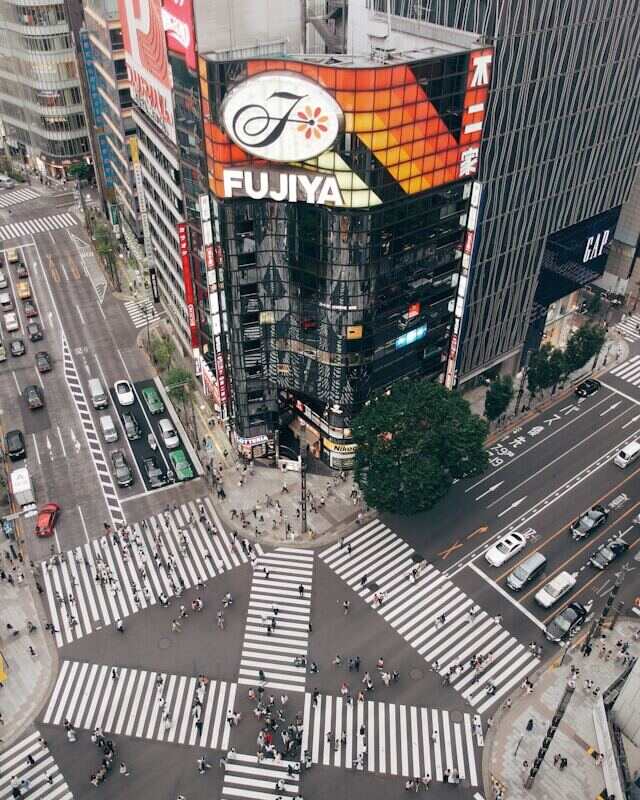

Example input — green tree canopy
[484,375,514,421]
[150,335,175,372]
[527,343,553,395]
[352,380,488,514]
[68,162,91,180]
[164,367,194,405]
[564,324,606,373]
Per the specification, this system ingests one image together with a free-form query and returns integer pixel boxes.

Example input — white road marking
[496,496,527,517]
[468,562,546,630]
[11,370,20,393]
[475,481,504,501]
[600,381,640,407]
[77,504,90,544]
[32,433,41,465]
[56,425,67,457]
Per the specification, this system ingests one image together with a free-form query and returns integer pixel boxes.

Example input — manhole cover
[410,668,424,680]
[159,636,172,650]
[367,581,379,592]
[411,553,424,563]
[450,710,463,723]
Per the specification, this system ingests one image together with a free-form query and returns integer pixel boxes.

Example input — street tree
[484,375,514,421]
[150,335,175,372]
[165,367,194,405]
[564,324,606,373]
[527,343,554,395]
[68,162,91,181]
[352,380,488,514]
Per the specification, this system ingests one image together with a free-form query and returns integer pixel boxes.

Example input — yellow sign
[129,135,139,164]
[323,438,357,454]
[0,653,7,684]
[346,325,363,340]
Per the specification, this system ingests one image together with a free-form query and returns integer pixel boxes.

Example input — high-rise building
[0,0,90,176]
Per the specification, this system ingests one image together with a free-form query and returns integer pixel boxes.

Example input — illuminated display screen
[395,325,428,349]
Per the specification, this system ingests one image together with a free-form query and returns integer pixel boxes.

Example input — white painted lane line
[600,381,640,406]
[32,433,41,465]
[56,425,67,457]
[468,562,546,630]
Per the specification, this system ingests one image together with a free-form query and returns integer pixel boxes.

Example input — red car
[35,503,60,537]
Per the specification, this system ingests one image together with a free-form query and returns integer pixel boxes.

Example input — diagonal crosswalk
[123,299,164,330]
[0,212,77,241]
[320,521,539,714]
[42,496,262,647]
[0,729,73,799]
[609,353,640,387]
[42,660,236,750]
[238,548,314,694]
[0,186,40,208]
[221,753,302,800]
[302,691,480,785]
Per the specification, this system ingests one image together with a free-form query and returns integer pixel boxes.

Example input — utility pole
[300,443,307,537]
[524,678,576,789]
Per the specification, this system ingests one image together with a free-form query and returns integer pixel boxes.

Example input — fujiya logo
[221,71,342,162]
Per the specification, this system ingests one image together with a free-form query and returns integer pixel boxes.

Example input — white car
[158,417,179,449]
[114,379,135,406]
[534,570,577,609]
[3,311,19,332]
[484,531,527,567]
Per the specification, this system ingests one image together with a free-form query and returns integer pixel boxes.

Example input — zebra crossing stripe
[609,353,640,385]
[123,299,164,329]
[42,660,236,749]
[0,187,40,208]
[320,521,539,712]
[221,754,301,800]
[616,315,640,342]
[0,212,77,241]
[0,730,73,799]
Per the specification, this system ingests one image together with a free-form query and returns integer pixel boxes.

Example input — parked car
[16,263,28,279]
[142,385,164,414]
[24,384,44,410]
[590,539,629,570]
[10,338,25,357]
[485,531,527,567]
[570,505,608,541]
[3,311,18,332]
[5,429,25,461]
[114,379,135,406]
[34,502,60,537]
[0,274,7,290]
[5,247,19,264]
[122,411,141,440]
[544,601,590,643]
[143,456,166,488]
[111,449,134,487]
[0,339,5,362]
[535,571,577,608]
[0,292,13,310]
[35,351,51,372]
[26,321,43,341]
[159,418,179,449]
[23,299,38,317]
[575,378,601,398]
[169,449,193,481]
[16,280,31,300]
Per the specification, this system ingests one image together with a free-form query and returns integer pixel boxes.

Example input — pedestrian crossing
[0,212,77,241]
[0,729,73,799]
[238,548,314,694]
[616,314,640,343]
[302,692,479,785]
[320,521,540,714]
[608,353,640,387]
[221,753,301,800]
[42,496,262,647]
[42,660,236,751]
[123,298,164,330]
[0,186,40,208]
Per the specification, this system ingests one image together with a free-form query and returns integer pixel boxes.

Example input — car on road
[122,411,141,440]
[484,531,527,567]
[575,378,601,398]
[534,570,577,608]
[3,311,18,332]
[142,385,164,414]
[24,384,44,410]
[143,456,166,488]
[5,429,25,461]
[0,274,7,290]
[114,379,135,406]
[570,504,608,541]
[590,539,629,570]
[111,449,134,487]
[26,321,43,341]
[169,449,193,481]
[159,417,179,449]
[0,175,16,189]
[6,247,19,264]
[35,351,51,373]
[16,280,31,300]
[16,263,28,279]
[23,299,38,317]
[0,340,5,362]
[0,292,13,310]
[544,601,590,643]
[34,502,60,538]
[10,338,25,357]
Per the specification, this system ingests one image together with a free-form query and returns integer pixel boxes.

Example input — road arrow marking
[438,540,464,560]
[622,414,640,429]
[497,496,527,518]
[467,525,489,540]
[600,401,622,416]
[476,481,504,501]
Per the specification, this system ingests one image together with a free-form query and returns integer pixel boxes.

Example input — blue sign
[395,324,428,350]
[79,29,115,188]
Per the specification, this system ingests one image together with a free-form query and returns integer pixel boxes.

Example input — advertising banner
[161,0,196,70]
[177,222,199,349]
[118,0,176,144]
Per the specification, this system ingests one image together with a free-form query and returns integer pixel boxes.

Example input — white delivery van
[88,377,109,409]
[99,414,119,443]
[9,466,37,516]
[614,441,640,468]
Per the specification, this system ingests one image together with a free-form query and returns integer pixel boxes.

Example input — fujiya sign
[223,168,343,206]
[221,72,342,163]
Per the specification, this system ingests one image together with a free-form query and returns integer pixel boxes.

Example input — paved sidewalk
[0,553,57,749]
[486,617,640,800]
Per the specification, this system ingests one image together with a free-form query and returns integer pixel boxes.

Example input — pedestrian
[28,645,36,658]
[171,619,182,633]
[119,762,130,776]
[298,584,304,597]
[526,718,534,732]
[559,757,568,771]
[197,755,212,773]
[343,600,350,615]
[553,754,561,767]
[116,619,124,633]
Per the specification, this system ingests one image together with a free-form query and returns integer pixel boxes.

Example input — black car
[16,263,28,279]
[122,411,141,440]
[111,449,134,487]
[575,378,601,398]
[590,539,629,570]
[5,429,25,460]
[24,384,44,410]
[544,602,590,643]
[10,338,25,357]
[143,456,166,488]
[35,351,51,373]
[570,504,608,541]
[26,321,43,342]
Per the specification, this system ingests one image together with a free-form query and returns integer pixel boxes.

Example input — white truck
[9,467,37,517]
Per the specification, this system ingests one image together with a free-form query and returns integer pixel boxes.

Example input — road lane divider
[468,562,546,631]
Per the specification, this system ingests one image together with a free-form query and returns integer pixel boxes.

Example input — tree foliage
[564,324,606,373]
[165,367,194,405]
[150,335,175,372]
[68,162,91,180]
[352,380,488,515]
[484,375,514,421]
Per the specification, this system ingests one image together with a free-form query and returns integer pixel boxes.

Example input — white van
[99,414,119,443]
[614,441,640,469]
[0,175,15,189]
[9,466,37,515]
[88,377,109,409]
[158,418,179,449]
